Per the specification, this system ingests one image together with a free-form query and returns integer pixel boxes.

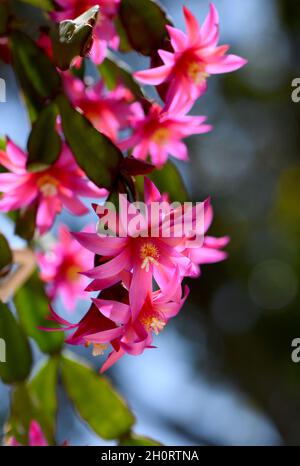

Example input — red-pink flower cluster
[0,3,247,371]
[0,141,106,234]
[37,225,94,311]
[48,179,229,371]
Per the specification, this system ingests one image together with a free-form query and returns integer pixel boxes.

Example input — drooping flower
[119,102,212,167]
[8,421,48,446]
[135,4,247,113]
[63,73,133,143]
[74,178,227,319]
[52,0,120,64]
[0,140,106,234]
[37,225,94,311]
[46,269,188,372]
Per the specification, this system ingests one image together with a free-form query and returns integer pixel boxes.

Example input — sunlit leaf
[27,102,61,172]
[99,55,144,100]
[61,354,135,440]
[10,31,61,120]
[119,0,171,56]
[30,357,59,439]
[14,272,64,355]
[8,382,55,445]
[0,302,32,384]
[57,94,123,190]
[19,0,54,11]
[119,433,162,446]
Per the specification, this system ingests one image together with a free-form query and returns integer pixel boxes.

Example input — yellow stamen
[152,128,170,146]
[85,341,108,356]
[187,61,210,84]
[66,265,81,282]
[140,242,159,272]
[141,315,166,335]
[37,174,59,197]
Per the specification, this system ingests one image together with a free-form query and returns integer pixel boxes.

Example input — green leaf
[0,137,6,151]
[0,2,10,36]
[57,94,123,190]
[0,233,12,278]
[119,433,162,446]
[61,354,135,440]
[99,55,144,99]
[114,15,132,53]
[10,31,61,119]
[30,357,59,439]
[14,272,64,355]
[27,102,62,172]
[136,161,189,203]
[0,301,32,384]
[19,0,54,11]
[7,381,55,446]
[51,6,99,71]
[119,0,171,56]
[15,202,38,242]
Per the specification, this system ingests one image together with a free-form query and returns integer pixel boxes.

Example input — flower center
[141,315,166,335]
[37,175,58,197]
[152,128,170,146]
[67,265,81,282]
[140,242,159,272]
[85,341,108,356]
[187,61,210,84]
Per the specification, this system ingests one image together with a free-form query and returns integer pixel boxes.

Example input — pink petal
[166,25,188,52]
[59,192,89,215]
[183,6,201,44]
[129,265,152,320]
[201,3,220,48]
[73,233,127,256]
[134,65,172,85]
[100,348,125,373]
[158,49,175,65]
[36,197,59,235]
[0,173,25,191]
[84,249,131,279]
[83,326,124,344]
[168,141,189,161]
[144,177,161,205]
[28,421,48,447]
[92,298,130,324]
[6,139,27,169]
[206,54,248,74]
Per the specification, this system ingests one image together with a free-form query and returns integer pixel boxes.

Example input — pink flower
[52,0,120,64]
[9,421,48,446]
[74,180,192,320]
[179,204,230,277]
[0,140,106,234]
[37,225,94,311]
[63,73,133,142]
[74,179,227,319]
[47,270,189,372]
[135,4,247,113]
[119,102,212,167]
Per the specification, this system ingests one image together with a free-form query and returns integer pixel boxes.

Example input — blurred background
[1,0,300,446]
